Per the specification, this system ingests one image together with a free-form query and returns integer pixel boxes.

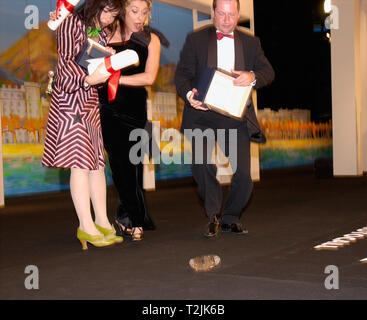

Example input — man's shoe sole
[204,231,219,238]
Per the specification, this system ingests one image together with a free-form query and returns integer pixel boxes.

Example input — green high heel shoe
[77,228,115,250]
[95,223,123,244]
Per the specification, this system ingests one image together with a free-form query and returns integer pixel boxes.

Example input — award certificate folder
[76,38,111,70]
[195,68,253,120]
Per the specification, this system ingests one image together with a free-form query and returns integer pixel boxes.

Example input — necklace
[88,27,102,38]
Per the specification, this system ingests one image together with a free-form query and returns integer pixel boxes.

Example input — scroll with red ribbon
[86,48,139,102]
[47,0,81,31]
[104,56,121,102]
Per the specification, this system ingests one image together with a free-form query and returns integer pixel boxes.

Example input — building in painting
[0,80,44,144]
[258,108,311,123]
[151,91,177,121]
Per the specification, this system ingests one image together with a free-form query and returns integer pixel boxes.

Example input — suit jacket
[174,26,275,143]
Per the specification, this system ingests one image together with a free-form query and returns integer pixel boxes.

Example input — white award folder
[195,68,253,119]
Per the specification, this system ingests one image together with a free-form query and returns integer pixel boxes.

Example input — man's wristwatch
[83,81,90,89]
[250,71,257,86]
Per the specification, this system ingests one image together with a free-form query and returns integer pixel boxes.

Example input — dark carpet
[1,166,367,300]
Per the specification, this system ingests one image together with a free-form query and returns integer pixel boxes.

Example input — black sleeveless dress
[98,30,156,230]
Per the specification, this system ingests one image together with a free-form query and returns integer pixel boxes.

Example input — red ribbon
[105,56,121,103]
[56,0,76,16]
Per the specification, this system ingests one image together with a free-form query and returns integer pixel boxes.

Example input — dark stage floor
[1,167,367,300]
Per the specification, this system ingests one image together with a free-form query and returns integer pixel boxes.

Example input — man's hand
[188,88,207,111]
[231,69,255,86]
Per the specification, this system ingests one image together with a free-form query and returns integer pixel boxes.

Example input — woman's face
[99,6,119,28]
[124,0,149,34]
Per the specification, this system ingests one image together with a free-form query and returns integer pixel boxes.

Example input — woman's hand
[105,46,116,55]
[85,63,110,86]
[49,10,57,21]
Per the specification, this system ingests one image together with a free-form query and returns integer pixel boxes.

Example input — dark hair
[75,0,123,33]
[213,0,240,11]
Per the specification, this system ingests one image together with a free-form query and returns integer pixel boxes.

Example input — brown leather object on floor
[189,254,221,272]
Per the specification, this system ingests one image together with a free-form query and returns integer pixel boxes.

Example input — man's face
[212,0,240,34]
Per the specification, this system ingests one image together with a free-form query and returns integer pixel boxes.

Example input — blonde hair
[124,0,152,12]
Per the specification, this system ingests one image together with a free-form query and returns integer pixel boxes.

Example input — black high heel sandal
[131,227,143,241]
[115,220,133,236]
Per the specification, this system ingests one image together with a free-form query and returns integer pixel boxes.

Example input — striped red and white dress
[42,14,106,170]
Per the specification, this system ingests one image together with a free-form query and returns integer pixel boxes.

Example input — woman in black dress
[99,0,167,241]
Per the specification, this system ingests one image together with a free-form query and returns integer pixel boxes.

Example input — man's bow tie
[216,32,234,40]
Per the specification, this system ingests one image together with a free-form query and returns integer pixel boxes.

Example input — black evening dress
[99,29,158,230]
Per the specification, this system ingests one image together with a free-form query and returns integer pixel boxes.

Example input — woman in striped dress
[43,0,124,249]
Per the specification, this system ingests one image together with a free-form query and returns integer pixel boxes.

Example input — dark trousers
[190,124,253,224]
[100,108,155,229]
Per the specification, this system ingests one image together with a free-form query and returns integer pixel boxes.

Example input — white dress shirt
[186,31,235,101]
[216,31,235,73]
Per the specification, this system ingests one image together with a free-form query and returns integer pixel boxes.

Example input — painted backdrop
[0,0,332,197]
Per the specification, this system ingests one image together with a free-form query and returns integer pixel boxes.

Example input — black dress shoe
[204,218,220,238]
[221,223,248,235]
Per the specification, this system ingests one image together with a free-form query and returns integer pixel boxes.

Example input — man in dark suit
[174,0,274,238]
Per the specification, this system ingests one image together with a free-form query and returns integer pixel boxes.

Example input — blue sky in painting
[0,0,209,64]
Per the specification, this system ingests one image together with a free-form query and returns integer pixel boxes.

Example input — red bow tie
[216,32,234,40]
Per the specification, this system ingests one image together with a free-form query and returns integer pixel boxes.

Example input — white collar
[216,30,234,36]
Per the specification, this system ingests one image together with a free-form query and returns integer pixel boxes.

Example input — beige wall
[361,0,367,172]
[156,0,253,21]
[331,0,367,175]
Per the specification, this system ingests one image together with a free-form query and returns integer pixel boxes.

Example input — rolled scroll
[87,50,139,102]
[47,0,81,31]
[86,49,139,75]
